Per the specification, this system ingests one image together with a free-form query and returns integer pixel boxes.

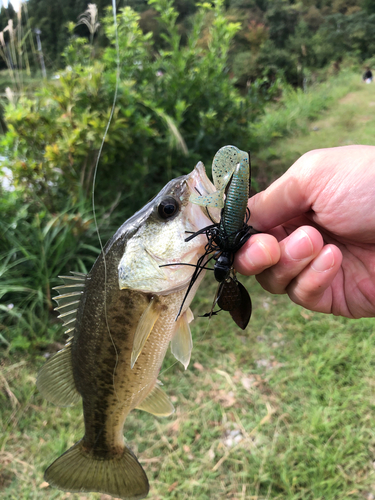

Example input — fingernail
[285,230,313,260]
[311,247,335,272]
[246,239,272,268]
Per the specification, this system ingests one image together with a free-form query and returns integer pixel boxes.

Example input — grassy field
[2,74,375,500]
[256,71,375,181]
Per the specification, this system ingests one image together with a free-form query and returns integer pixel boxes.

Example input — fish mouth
[187,161,220,225]
[161,163,218,278]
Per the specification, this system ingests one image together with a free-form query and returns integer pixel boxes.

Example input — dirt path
[268,79,375,177]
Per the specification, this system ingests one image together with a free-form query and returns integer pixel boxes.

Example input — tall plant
[146,0,250,158]
[0,3,44,91]
[0,190,99,351]
[76,3,100,46]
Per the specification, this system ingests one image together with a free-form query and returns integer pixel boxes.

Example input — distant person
[363,67,373,83]
[235,145,375,319]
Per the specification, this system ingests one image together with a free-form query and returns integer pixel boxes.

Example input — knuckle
[288,281,323,308]
[291,149,324,182]
[256,270,287,295]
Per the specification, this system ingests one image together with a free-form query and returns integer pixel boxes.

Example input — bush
[0,0,280,351]
[1,0,276,217]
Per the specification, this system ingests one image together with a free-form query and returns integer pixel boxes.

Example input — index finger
[248,145,373,232]
[248,167,312,231]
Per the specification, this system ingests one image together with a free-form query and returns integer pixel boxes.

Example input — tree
[264,0,299,48]
[362,0,375,14]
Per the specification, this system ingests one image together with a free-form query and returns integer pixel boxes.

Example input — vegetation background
[1,0,375,498]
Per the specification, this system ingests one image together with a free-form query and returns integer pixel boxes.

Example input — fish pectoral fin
[44,440,149,500]
[170,308,193,370]
[136,382,175,417]
[131,297,162,369]
[36,341,81,407]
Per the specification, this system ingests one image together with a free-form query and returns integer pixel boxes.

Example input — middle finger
[256,226,324,294]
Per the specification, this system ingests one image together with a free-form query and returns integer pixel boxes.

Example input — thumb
[248,155,315,231]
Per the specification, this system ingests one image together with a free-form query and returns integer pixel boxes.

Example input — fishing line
[92,0,121,403]
[159,262,215,271]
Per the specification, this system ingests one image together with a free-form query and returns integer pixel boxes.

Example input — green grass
[254,71,362,142]
[3,71,375,499]
[2,279,375,499]
[254,71,375,184]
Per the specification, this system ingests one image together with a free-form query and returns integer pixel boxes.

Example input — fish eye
[158,196,180,220]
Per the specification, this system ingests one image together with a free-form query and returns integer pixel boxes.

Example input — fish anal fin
[171,309,193,370]
[131,297,162,369]
[44,440,149,500]
[37,341,81,407]
[136,382,175,417]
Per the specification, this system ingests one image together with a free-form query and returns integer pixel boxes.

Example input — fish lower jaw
[187,203,219,234]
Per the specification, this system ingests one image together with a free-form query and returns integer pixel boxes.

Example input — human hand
[234,145,375,318]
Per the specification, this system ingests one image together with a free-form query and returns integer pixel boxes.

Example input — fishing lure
[177,145,259,329]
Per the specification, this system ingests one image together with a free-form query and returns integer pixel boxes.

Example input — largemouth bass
[37,162,217,499]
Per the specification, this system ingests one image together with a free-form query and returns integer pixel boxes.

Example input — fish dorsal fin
[52,272,87,336]
[36,340,81,406]
[171,308,193,370]
[136,381,175,416]
[131,296,162,369]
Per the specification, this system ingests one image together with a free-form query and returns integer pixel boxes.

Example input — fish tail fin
[45,440,149,500]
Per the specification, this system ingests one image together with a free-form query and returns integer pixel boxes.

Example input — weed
[0,191,100,351]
